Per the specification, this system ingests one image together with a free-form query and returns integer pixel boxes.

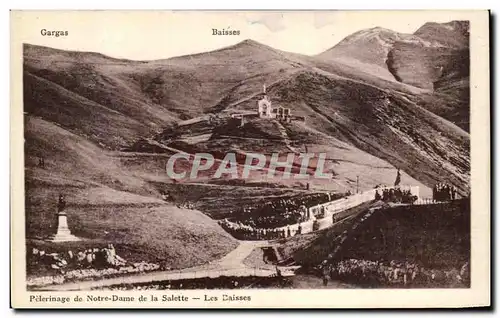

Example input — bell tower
[257,83,274,118]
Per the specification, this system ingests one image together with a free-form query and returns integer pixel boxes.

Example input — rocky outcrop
[27,244,161,287]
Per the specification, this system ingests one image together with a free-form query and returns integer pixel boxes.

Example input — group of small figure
[432,183,458,201]
[374,188,417,204]
[230,192,337,229]
[218,219,301,240]
[320,259,470,288]
[220,191,356,240]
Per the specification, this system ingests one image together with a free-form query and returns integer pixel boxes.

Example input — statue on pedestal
[50,194,80,242]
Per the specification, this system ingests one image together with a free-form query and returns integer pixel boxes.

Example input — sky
[13,11,472,60]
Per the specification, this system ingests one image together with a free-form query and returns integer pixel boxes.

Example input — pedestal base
[48,212,80,242]
[50,229,80,242]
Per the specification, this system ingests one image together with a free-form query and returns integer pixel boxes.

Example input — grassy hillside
[278,201,380,266]
[280,199,470,270]
[264,71,469,195]
[123,53,468,195]
[335,199,470,268]
[24,31,470,180]
[24,115,237,268]
[143,114,432,196]
[22,20,470,270]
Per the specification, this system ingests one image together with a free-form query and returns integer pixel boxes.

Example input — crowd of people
[433,183,458,201]
[310,205,327,219]
[319,259,470,288]
[229,192,344,229]
[311,189,470,288]
[26,245,161,288]
[218,219,292,240]
[96,275,293,291]
[375,187,417,204]
[219,191,353,240]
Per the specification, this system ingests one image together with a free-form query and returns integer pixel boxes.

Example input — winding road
[32,186,420,291]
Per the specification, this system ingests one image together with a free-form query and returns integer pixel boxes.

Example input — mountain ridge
[22,20,471,264]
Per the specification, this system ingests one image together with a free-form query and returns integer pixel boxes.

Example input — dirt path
[216,240,269,268]
[31,188,416,291]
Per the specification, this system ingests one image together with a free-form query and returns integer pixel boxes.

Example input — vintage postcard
[10,10,490,308]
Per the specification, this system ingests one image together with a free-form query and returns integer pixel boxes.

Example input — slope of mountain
[387,21,470,130]
[317,27,428,82]
[23,40,307,149]
[198,66,468,194]
[147,115,432,197]
[24,27,470,192]
[24,45,179,150]
[414,21,470,49]
[279,199,470,269]
[22,20,471,264]
[333,200,470,268]
[24,115,238,267]
[317,21,470,131]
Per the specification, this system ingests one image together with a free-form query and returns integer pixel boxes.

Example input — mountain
[414,21,470,49]
[23,40,308,149]
[317,27,426,82]
[317,21,470,131]
[265,70,469,191]
[22,21,470,263]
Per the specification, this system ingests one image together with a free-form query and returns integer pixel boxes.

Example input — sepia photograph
[10,10,490,308]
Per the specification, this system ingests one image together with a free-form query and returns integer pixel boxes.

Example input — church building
[258,84,274,118]
[257,84,292,122]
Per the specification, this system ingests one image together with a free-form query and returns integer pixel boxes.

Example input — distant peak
[368,26,391,31]
[166,38,279,61]
[227,39,277,52]
[358,26,401,35]
[236,39,264,46]
[413,20,469,48]
[330,26,404,47]
[339,26,402,40]
[415,20,469,34]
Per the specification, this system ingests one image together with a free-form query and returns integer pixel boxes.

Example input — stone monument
[50,194,80,242]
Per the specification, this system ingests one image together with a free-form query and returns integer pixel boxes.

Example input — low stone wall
[27,245,160,288]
